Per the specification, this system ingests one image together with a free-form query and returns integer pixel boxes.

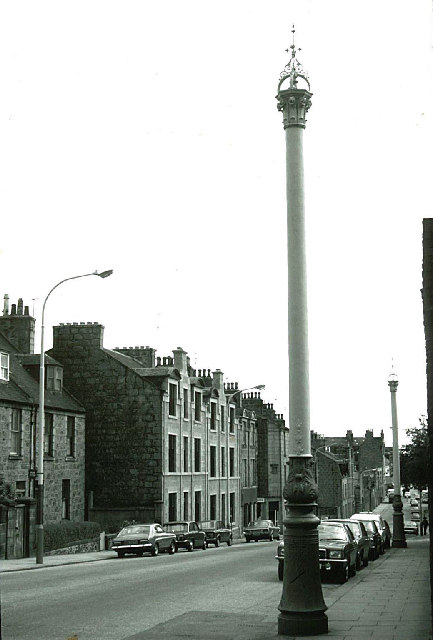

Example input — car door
[154,524,168,549]
[344,525,357,566]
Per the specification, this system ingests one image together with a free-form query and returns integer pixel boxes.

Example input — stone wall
[49,323,163,516]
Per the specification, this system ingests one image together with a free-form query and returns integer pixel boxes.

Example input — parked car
[244,520,280,543]
[318,521,358,583]
[275,540,284,581]
[112,523,176,557]
[404,491,411,499]
[410,499,419,508]
[410,510,421,521]
[404,520,419,535]
[162,521,207,551]
[349,516,381,560]
[199,520,232,547]
[329,519,369,570]
[351,512,386,554]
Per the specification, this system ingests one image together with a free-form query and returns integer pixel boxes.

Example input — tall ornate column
[388,369,407,547]
[276,28,328,636]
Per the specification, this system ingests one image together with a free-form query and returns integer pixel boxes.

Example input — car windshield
[162,523,187,532]
[201,521,217,528]
[318,524,347,541]
[358,520,377,533]
[118,525,150,536]
[345,522,360,538]
[249,520,271,527]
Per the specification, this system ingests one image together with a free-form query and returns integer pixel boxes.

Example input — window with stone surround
[194,391,202,422]
[183,436,189,472]
[168,434,176,472]
[210,494,217,520]
[66,416,75,457]
[229,406,235,434]
[210,445,216,477]
[0,352,9,381]
[10,408,22,455]
[210,402,217,430]
[168,382,177,417]
[183,388,189,419]
[220,405,225,432]
[183,491,189,520]
[168,492,177,521]
[229,447,235,477]
[221,445,226,476]
[194,437,201,472]
[44,413,54,457]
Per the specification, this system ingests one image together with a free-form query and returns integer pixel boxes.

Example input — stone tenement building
[0,298,85,559]
[312,429,386,515]
[241,393,288,526]
[49,323,243,530]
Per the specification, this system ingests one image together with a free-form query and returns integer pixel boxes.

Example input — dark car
[244,519,281,543]
[351,513,386,554]
[112,523,176,557]
[162,521,207,551]
[328,519,369,570]
[318,521,358,583]
[200,520,233,547]
[350,516,381,560]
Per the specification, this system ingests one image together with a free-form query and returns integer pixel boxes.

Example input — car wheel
[201,539,206,550]
[215,537,220,548]
[151,543,159,557]
[227,537,232,546]
[117,551,125,558]
[379,543,385,555]
[337,560,349,583]
[245,537,250,543]
[362,552,369,568]
[349,560,356,577]
[269,532,274,542]
[255,539,259,543]
[168,541,176,555]
[356,553,361,571]
[187,541,194,552]
[278,561,283,581]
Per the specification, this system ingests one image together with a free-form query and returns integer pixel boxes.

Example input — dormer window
[0,352,9,381]
[47,365,62,391]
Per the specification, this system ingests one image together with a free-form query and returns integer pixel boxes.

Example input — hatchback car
[162,521,207,551]
[244,520,281,542]
[318,521,358,583]
[112,523,176,557]
[349,516,381,560]
[199,520,233,547]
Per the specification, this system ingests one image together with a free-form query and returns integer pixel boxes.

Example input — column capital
[276,88,313,129]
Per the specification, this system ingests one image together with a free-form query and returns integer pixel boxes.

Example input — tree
[400,416,429,490]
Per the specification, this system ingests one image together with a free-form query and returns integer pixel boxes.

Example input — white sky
[1,1,432,447]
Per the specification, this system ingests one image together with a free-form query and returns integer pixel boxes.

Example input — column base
[278,611,328,636]
[392,539,407,548]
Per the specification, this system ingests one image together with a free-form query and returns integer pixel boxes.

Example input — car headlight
[329,550,344,559]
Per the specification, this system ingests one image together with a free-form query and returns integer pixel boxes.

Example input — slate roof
[102,349,182,383]
[0,332,84,413]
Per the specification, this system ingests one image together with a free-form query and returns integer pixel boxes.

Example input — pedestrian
[421,516,429,535]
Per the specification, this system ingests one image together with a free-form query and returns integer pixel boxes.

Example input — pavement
[1,504,431,640]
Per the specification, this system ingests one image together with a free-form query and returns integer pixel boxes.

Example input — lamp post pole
[35,269,113,564]
[224,384,265,527]
[388,370,407,548]
[276,28,328,636]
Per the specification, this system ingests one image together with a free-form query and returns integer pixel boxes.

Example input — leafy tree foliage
[400,416,429,490]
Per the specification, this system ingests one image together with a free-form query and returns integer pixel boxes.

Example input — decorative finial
[388,358,398,385]
[279,24,310,92]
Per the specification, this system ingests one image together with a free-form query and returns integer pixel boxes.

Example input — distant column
[388,370,407,547]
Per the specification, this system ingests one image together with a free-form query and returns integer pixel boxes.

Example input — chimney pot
[3,294,9,316]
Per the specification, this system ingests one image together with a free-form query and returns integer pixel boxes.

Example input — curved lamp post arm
[36,269,113,564]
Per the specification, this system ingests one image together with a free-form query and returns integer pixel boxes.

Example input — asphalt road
[1,539,343,640]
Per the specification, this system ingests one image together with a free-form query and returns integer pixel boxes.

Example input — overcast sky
[1,1,432,446]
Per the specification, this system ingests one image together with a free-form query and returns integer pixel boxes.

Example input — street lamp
[35,269,113,564]
[388,368,407,548]
[224,384,265,526]
[276,28,328,636]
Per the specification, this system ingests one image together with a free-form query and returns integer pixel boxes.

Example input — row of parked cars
[275,512,391,583]
[112,520,233,557]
